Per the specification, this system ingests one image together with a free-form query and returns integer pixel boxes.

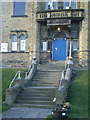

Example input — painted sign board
[36,9,84,21]
[1,43,8,52]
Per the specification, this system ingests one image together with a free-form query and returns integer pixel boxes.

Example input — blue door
[52,39,66,61]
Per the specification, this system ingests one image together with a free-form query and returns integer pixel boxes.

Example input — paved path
[0,115,2,120]
[2,107,52,119]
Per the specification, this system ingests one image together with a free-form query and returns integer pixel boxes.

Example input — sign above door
[47,19,71,26]
[36,9,84,21]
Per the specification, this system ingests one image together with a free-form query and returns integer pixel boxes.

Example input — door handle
[55,48,57,51]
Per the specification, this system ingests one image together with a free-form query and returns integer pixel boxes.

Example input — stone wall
[0,2,37,67]
[0,52,30,68]
[78,2,88,66]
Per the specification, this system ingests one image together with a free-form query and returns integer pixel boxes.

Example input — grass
[0,68,27,112]
[67,70,88,118]
[46,70,88,119]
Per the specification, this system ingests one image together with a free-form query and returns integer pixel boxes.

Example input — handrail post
[25,72,28,79]
[60,71,64,86]
[69,40,72,59]
[18,71,21,79]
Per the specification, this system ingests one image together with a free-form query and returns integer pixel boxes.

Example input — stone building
[0,0,89,67]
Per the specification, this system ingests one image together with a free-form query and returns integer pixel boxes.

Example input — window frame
[63,0,77,9]
[19,34,26,52]
[42,41,48,51]
[72,40,78,51]
[12,0,27,17]
[45,0,58,10]
[11,34,18,52]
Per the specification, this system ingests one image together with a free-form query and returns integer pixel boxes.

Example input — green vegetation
[46,70,88,119]
[0,68,27,112]
[68,70,88,118]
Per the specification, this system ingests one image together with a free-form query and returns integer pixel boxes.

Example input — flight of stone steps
[13,63,64,108]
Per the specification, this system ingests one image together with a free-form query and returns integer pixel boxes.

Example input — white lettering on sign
[1,43,8,52]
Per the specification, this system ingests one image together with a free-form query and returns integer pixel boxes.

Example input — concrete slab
[0,114,2,120]
[2,107,52,118]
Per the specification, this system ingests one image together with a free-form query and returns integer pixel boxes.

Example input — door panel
[52,39,66,61]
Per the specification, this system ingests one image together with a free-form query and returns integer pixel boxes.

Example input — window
[42,42,47,51]
[73,40,78,51]
[1,43,8,52]
[14,0,25,16]
[11,34,17,51]
[71,0,77,9]
[48,0,53,10]
[64,0,77,9]
[20,34,26,51]
[45,0,77,10]
[45,0,58,10]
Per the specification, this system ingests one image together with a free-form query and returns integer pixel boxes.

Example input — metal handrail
[9,71,19,88]
[27,64,32,75]
[9,64,33,88]
[60,70,65,86]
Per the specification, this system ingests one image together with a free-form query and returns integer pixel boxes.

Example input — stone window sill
[11,15,28,18]
[0,52,29,53]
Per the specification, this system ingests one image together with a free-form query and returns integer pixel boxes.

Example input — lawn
[0,68,27,112]
[46,70,88,119]
[68,70,88,118]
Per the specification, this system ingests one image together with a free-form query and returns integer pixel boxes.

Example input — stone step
[36,70,61,72]
[34,75,60,78]
[18,92,55,97]
[20,90,55,94]
[32,78,60,81]
[23,88,56,92]
[16,96,54,101]
[30,80,59,83]
[23,87,57,92]
[31,84,58,87]
[34,74,60,76]
[13,103,55,109]
[23,86,57,90]
[32,79,60,82]
[30,82,58,87]
[33,77,60,80]
[30,80,59,86]
[24,86,57,89]
[32,79,59,82]
[35,71,61,74]
[35,73,61,75]
[15,100,54,105]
